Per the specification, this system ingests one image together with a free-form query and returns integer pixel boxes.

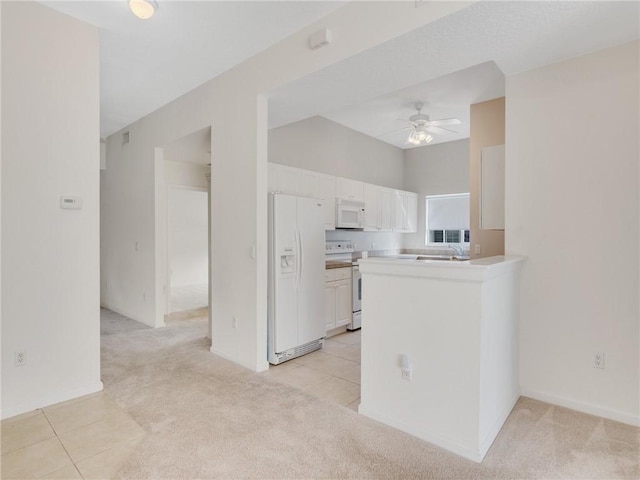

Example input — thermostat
[60,196,82,210]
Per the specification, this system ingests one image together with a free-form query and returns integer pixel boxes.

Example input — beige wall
[506,41,639,424]
[469,98,505,259]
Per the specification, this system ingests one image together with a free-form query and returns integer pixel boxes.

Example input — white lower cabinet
[324,267,352,331]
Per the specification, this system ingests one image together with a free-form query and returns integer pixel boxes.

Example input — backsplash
[325,230,402,253]
[325,230,469,257]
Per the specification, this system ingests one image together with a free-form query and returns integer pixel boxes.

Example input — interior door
[296,196,326,344]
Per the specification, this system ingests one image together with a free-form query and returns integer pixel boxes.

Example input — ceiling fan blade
[428,118,461,127]
[426,126,457,135]
[376,126,412,137]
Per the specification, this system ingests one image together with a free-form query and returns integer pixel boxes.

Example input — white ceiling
[268,1,639,149]
[41,1,345,138]
[41,1,639,144]
[323,62,505,148]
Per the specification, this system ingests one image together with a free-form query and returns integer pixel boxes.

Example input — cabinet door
[280,166,301,196]
[336,177,364,202]
[406,192,418,233]
[363,183,380,231]
[380,188,393,232]
[335,279,353,327]
[268,163,282,193]
[325,283,336,331]
[393,190,407,232]
[317,173,336,230]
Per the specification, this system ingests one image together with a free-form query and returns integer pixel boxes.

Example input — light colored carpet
[100,308,150,336]
[100,312,639,479]
[169,283,208,313]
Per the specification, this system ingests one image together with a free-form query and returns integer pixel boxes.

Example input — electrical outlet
[593,352,605,369]
[401,368,412,381]
[474,244,481,255]
[15,351,26,367]
[233,316,238,329]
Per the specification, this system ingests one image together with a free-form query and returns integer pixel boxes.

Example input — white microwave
[336,199,365,229]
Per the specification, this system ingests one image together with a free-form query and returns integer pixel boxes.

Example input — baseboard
[358,404,483,463]
[479,392,521,459]
[1,381,104,420]
[210,346,269,373]
[100,303,155,328]
[521,388,640,427]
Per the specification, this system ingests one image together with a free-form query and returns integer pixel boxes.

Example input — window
[425,193,470,246]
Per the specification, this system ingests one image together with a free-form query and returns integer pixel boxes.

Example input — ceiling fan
[383,102,462,146]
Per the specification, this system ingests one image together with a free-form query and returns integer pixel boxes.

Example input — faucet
[448,244,464,257]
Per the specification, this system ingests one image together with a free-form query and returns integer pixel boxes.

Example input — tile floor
[1,313,360,479]
[1,393,145,480]
[261,330,362,411]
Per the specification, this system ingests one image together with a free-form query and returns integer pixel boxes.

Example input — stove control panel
[325,240,354,254]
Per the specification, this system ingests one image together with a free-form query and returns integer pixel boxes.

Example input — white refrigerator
[268,193,325,365]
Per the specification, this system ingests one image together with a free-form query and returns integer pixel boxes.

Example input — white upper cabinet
[380,188,394,232]
[317,172,336,231]
[392,190,418,233]
[363,183,380,231]
[363,184,396,232]
[393,190,406,232]
[406,192,418,233]
[267,163,282,194]
[268,162,416,233]
[268,163,336,230]
[336,177,364,202]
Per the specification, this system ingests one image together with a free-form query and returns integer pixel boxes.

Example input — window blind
[427,194,470,231]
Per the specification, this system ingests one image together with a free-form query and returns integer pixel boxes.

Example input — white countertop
[358,255,526,282]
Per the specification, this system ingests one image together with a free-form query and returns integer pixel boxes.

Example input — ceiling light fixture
[129,0,158,20]
[408,125,433,146]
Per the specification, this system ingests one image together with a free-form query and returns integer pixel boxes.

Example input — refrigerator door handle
[299,230,304,290]
[294,230,301,290]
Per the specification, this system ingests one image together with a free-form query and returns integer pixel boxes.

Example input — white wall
[269,116,405,189]
[359,257,523,461]
[168,188,208,288]
[506,41,639,425]
[1,2,101,418]
[402,139,470,249]
[102,1,473,371]
[164,161,209,189]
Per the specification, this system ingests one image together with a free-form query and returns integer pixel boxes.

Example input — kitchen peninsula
[358,255,525,462]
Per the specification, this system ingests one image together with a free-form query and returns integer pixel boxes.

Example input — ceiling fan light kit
[408,127,433,146]
[129,0,158,20]
[405,101,461,147]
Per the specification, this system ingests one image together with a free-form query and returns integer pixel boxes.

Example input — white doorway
[167,186,209,314]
